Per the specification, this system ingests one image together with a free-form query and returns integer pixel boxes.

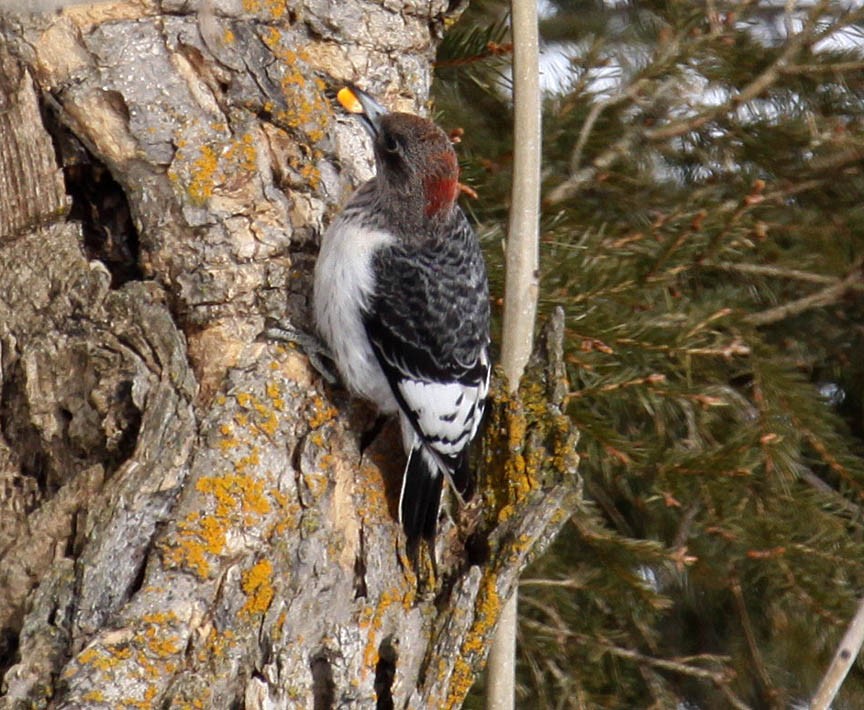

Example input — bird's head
[338,86,460,223]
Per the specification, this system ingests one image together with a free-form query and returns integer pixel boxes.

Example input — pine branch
[744,260,864,327]
[730,573,779,707]
[705,262,839,285]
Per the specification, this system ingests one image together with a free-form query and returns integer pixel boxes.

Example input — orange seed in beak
[337,87,364,114]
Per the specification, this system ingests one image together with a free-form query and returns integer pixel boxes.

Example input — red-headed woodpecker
[314,86,490,544]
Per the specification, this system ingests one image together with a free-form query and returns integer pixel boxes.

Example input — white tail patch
[397,378,484,457]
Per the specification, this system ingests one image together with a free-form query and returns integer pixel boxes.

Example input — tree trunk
[0,2,579,707]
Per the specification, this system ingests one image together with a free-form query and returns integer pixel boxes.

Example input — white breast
[313,216,398,414]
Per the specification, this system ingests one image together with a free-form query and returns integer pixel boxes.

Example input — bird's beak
[337,85,386,139]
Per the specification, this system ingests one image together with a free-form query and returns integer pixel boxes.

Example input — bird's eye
[382,133,400,154]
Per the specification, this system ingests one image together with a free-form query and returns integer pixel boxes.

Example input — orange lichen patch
[217,418,242,452]
[163,468,273,579]
[242,0,286,19]
[233,448,263,474]
[163,512,228,579]
[162,520,217,578]
[165,387,291,579]
[196,627,236,664]
[301,470,329,501]
[169,130,259,206]
[142,626,182,659]
[308,395,338,429]
[187,144,218,204]
[78,645,131,672]
[234,391,282,439]
[359,585,414,675]
[198,471,271,522]
[240,559,275,617]
[266,381,285,411]
[261,25,283,49]
[124,684,158,709]
[269,488,301,537]
[257,39,332,151]
[355,460,390,522]
[271,610,289,641]
[223,132,258,175]
[74,614,186,705]
[482,383,557,525]
[70,614,189,708]
[255,406,279,438]
[298,161,321,188]
[136,617,183,678]
[218,435,240,452]
[445,572,504,707]
[141,611,178,626]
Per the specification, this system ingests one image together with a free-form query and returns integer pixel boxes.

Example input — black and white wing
[363,209,490,542]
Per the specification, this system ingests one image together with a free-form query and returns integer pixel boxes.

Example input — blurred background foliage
[432,1,864,707]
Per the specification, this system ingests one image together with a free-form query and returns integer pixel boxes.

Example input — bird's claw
[262,319,340,385]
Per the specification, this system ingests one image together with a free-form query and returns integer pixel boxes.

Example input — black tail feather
[422,470,444,541]
[400,446,444,544]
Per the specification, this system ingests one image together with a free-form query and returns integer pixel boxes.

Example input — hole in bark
[353,528,367,599]
[310,651,335,710]
[105,380,142,475]
[41,102,142,287]
[64,507,78,558]
[465,531,490,567]
[374,636,398,710]
[0,626,20,679]
[125,547,149,600]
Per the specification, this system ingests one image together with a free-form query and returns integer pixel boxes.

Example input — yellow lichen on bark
[240,559,275,617]
[235,391,282,439]
[359,585,414,675]
[308,395,339,429]
[71,613,185,706]
[445,571,503,708]
[169,130,259,206]
[186,144,218,205]
[355,460,390,522]
[254,31,331,180]
[269,488,301,537]
[266,380,285,411]
[162,467,274,578]
[242,0,287,20]
[197,472,271,518]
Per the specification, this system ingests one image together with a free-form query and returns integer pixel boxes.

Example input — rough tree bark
[0,1,579,707]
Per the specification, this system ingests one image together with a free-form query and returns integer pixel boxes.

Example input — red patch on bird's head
[424,150,460,217]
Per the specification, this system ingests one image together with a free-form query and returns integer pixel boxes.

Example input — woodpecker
[314,86,490,545]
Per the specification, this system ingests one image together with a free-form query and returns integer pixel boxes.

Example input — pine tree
[435,1,864,707]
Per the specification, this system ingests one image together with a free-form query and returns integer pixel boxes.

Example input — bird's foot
[262,318,340,385]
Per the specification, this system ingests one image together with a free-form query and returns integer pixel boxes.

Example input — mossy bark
[0,2,579,707]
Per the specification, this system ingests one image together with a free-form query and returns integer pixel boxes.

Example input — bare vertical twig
[486,1,542,708]
[811,598,864,710]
